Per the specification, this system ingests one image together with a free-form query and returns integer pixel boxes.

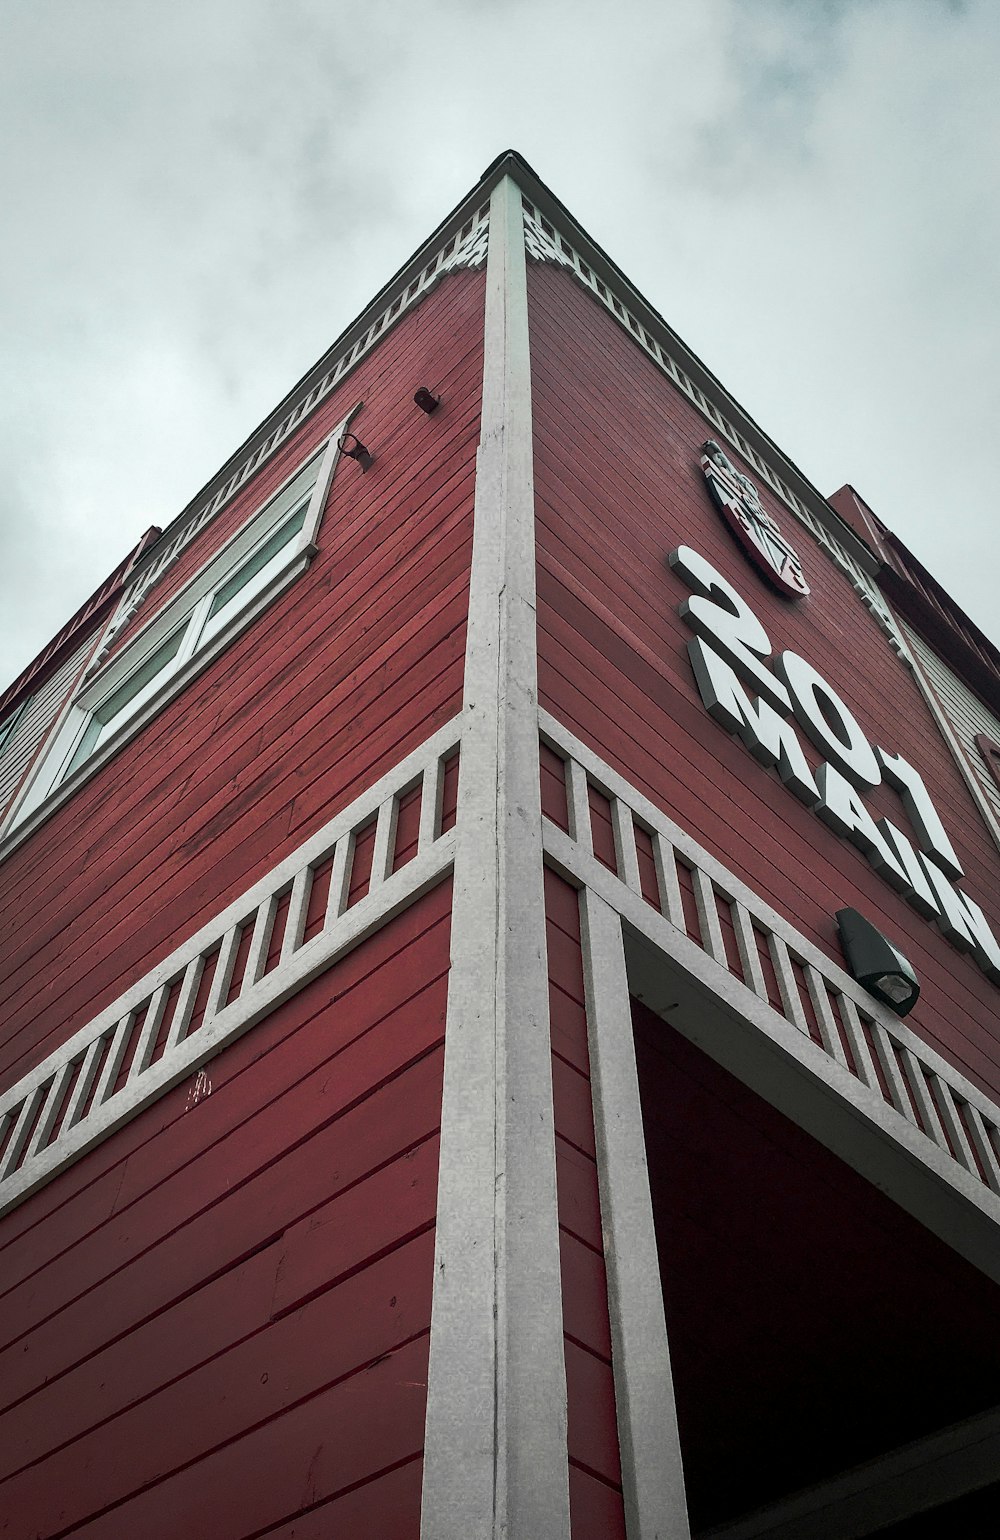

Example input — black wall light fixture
[413,387,440,413]
[836,908,920,1017]
[338,433,373,471]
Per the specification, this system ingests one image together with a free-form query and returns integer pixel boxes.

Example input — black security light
[413,387,440,413]
[836,908,920,1018]
[338,432,373,471]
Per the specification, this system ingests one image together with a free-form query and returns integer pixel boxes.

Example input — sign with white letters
[669,543,1000,987]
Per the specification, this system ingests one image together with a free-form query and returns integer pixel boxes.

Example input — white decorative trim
[521,201,906,653]
[539,709,1000,1284]
[0,717,462,1218]
[421,177,571,1539]
[578,887,691,1538]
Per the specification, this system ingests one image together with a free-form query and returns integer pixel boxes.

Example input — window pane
[0,701,27,755]
[206,505,307,623]
[65,623,186,776]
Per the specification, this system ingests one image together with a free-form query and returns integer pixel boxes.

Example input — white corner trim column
[579,887,691,1539]
[421,177,571,1538]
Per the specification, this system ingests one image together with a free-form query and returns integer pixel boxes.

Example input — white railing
[0,717,462,1218]
[539,709,1000,1209]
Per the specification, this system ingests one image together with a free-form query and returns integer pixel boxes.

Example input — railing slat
[964,1105,1000,1194]
[245,897,278,989]
[732,904,767,1000]
[26,1061,76,1159]
[927,1073,979,1175]
[652,831,685,931]
[898,1046,949,1151]
[867,1021,913,1118]
[767,935,808,1035]
[692,869,727,967]
[369,796,399,892]
[62,1036,107,1131]
[611,798,642,895]
[803,966,848,1069]
[281,869,312,963]
[91,1012,136,1111]
[419,756,444,851]
[325,834,353,928]
[163,958,206,1054]
[565,758,592,855]
[834,994,881,1094]
[0,1086,47,1180]
[205,925,242,1020]
[131,985,169,1077]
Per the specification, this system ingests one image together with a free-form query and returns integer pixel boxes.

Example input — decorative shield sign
[700,440,810,598]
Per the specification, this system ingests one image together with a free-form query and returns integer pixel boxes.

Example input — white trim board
[420,174,572,1540]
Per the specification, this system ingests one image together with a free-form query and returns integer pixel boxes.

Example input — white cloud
[1,0,997,687]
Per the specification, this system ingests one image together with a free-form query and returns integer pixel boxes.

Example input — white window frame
[2,407,359,841]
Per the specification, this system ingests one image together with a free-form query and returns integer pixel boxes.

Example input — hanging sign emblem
[700,440,809,599]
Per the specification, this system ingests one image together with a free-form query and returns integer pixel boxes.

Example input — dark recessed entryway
[632,997,1000,1536]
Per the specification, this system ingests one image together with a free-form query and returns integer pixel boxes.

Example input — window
[0,700,29,757]
[4,409,357,835]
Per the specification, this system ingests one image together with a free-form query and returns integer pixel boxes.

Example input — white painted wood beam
[579,887,691,1538]
[421,175,570,1540]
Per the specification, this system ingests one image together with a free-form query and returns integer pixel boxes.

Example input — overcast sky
[2,0,997,691]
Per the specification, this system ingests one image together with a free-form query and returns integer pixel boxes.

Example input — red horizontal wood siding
[530,261,1000,1106]
[545,866,627,1537]
[0,267,483,1084]
[0,884,450,1539]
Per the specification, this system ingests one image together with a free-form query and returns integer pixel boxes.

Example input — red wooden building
[2,151,1000,1539]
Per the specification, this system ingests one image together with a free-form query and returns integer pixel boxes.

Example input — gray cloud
[2,0,997,688]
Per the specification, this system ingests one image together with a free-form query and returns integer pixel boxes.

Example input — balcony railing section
[0,717,461,1218]
[538,709,1000,1207]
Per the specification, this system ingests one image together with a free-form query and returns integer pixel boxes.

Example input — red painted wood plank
[560,1228,613,1362]
[565,1338,622,1486]
[0,339,478,943]
[0,1238,283,1484]
[0,1233,436,1537]
[552,1054,597,1160]
[0,1039,444,1403]
[0,1138,438,1483]
[259,1455,423,1539]
[528,258,1000,1104]
[0,582,465,1028]
[0,887,450,1272]
[43,1333,431,1540]
[569,1461,627,1540]
[555,1141,603,1255]
[272,1134,439,1318]
[549,980,590,1080]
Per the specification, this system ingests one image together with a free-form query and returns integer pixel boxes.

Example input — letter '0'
[775,651,881,790]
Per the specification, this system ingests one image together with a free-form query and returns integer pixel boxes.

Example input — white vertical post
[579,887,691,1539]
[421,175,570,1539]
